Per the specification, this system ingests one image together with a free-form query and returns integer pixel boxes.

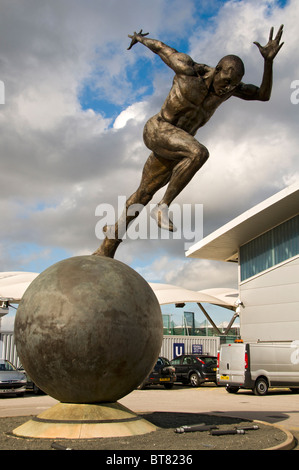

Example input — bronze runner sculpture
[94,25,284,258]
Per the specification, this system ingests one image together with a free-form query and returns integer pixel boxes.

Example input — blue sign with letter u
[173,343,185,358]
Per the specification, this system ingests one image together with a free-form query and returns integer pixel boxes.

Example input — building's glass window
[240,214,299,281]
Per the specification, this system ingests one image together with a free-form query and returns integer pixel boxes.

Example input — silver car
[0,359,27,396]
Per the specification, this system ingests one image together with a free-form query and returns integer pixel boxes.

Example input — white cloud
[17,85,77,131]
[113,101,149,129]
[135,255,238,291]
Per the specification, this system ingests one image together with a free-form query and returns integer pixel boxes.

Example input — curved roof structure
[0,271,239,334]
[149,283,237,310]
[0,271,39,303]
[0,271,238,311]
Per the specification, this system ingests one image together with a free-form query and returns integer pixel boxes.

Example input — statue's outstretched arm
[128,30,195,75]
[233,25,284,102]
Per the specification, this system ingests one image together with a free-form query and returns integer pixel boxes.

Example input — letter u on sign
[173,343,185,358]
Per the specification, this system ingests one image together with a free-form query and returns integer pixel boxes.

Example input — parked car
[0,359,27,397]
[170,354,217,387]
[18,367,44,395]
[217,341,299,395]
[139,357,176,389]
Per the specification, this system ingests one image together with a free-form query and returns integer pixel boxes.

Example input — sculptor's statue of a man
[94,25,284,258]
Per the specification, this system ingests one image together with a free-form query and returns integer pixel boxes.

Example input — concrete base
[12,402,158,439]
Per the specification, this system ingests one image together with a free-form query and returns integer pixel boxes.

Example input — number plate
[159,378,170,381]
[220,375,230,380]
[0,388,15,393]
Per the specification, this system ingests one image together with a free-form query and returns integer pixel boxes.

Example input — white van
[217,341,299,395]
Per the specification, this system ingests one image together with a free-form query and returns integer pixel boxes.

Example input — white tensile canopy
[0,272,39,303]
[149,283,238,310]
[149,283,239,335]
[0,272,239,334]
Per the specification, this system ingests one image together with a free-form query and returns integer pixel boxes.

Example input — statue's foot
[150,204,176,232]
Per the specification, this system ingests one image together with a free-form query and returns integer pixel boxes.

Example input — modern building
[186,182,299,342]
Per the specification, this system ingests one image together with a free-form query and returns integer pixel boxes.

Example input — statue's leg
[159,140,208,206]
[93,152,174,258]
[144,118,209,230]
[93,237,122,258]
[126,152,175,207]
[94,117,209,257]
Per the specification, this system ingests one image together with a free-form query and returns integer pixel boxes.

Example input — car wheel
[189,373,201,387]
[33,383,42,394]
[226,385,239,394]
[253,377,268,396]
[164,383,174,389]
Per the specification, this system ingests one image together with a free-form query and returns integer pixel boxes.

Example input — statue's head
[213,55,245,96]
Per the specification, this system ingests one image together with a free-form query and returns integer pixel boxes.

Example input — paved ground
[0,384,298,452]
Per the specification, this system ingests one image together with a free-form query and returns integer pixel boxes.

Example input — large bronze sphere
[14,255,163,403]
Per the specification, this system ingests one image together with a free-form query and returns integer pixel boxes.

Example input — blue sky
[0,0,297,329]
[79,0,289,121]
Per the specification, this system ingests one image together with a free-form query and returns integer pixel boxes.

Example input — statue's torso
[160,73,229,135]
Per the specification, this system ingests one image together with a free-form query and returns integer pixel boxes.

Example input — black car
[170,354,217,387]
[139,357,176,389]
